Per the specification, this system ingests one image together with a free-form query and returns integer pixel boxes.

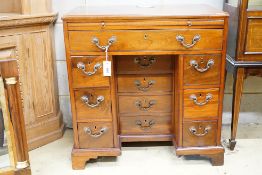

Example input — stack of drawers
[116,55,173,140]
[63,5,228,167]
[70,56,114,148]
[180,54,222,147]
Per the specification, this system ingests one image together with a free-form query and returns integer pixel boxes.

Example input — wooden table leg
[229,68,245,150]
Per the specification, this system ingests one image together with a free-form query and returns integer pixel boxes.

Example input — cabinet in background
[224,0,262,150]
[0,0,64,150]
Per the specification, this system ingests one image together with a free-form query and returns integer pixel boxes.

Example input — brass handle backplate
[84,127,108,138]
[190,59,214,73]
[77,62,102,76]
[92,36,117,51]
[134,79,156,91]
[176,34,201,48]
[135,99,156,111]
[134,56,156,68]
[190,93,212,106]
[189,125,211,137]
[81,95,104,108]
[136,120,155,130]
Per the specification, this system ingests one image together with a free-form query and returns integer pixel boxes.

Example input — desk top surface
[63,4,228,20]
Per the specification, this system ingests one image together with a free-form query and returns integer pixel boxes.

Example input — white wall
[52,0,262,128]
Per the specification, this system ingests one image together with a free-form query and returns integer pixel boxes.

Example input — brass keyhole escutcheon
[101,21,106,28]
[144,34,148,40]
[187,21,192,26]
[142,78,147,85]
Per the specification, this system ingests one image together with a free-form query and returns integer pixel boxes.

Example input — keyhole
[144,34,148,40]
[94,126,97,129]
[144,120,147,123]
[199,125,202,129]
[200,58,204,64]
[199,93,202,97]
[101,21,105,28]
[88,61,91,65]
[187,21,192,26]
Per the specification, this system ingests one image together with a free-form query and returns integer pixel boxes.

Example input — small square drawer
[183,121,217,147]
[183,55,221,86]
[116,55,173,74]
[117,75,172,93]
[74,89,112,120]
[120,115,172,135]
[118,95,172,114]
[78,122,114,148]
[183,88,219,119]
[71,56,109,88]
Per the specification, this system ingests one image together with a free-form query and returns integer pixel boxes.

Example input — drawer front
[78,122,114,148]
[116,55,173,74]
[183,88,219,119]
[245,19,262,53]
[74,89,111,120]
[71,56,109,88]
[118,95,172,114]
[183,55,221,86]
[117,75,172,93]
[120,115,172,135]
[183,121,217,147]
[68,29,223,52]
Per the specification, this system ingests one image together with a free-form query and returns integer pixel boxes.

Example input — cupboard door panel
[245,19,262,53]
[20,31,56,123]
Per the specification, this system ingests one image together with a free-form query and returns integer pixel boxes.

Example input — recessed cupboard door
[15,30,63,150]
[20,31,58,123]
[245,19,262,54]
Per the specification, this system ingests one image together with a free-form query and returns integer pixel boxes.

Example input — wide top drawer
[68,29,223,52]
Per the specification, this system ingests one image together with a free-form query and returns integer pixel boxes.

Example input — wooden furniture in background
[0,0,64,150]
[224,0,262,150]
[0,47,31,174]
[0,108,3,148]
[63,5,229,169]
[0,0,51,15]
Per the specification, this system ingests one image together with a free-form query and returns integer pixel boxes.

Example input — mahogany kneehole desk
[63,5,229,170]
